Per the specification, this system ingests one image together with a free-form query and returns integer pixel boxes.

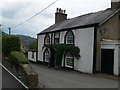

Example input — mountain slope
[17,35,37,46]
[1,31,37,46]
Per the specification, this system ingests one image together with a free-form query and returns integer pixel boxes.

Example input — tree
[2,35,21,56]
[28,41,37,50]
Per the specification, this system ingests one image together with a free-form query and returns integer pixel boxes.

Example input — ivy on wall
[44,44,80,66]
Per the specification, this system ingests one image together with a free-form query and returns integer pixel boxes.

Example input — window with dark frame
[66,31,74,44]
[45,34,50,44]
[65,52,74,68]
[44,49,50,62]
[54,32,60,44]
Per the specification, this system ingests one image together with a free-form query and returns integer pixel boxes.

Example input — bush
[2,35,21,55]
[44,44,80,66]
[9,51,29,65]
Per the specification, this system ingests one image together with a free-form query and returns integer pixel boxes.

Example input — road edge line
[0,63,29,89]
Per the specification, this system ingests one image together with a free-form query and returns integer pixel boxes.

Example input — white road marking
[0,63,29,89]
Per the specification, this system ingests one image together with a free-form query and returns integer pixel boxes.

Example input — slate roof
[38,9,118,35]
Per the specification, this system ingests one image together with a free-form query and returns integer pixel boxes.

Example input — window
[54,32,60,44]
[44,49,50,62]
[45,34,50,44]
[65,31,74,44]
[65,52,74,68]
[32,52,34,58]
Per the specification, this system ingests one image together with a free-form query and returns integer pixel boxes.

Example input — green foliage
[9,51,29,65]
[2,35,21,55]
[17,35,37,47]
[28,41,37,50]
[44,44,80,66]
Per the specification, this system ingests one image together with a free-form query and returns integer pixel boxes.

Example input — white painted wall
[38,27,95,74]
[38,35,45,62]
[28,51,37,62]
[74,27,94,74]
[61,27,95,74]
[101,41,120,76]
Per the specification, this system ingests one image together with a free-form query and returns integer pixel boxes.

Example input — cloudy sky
[1,0,111,38]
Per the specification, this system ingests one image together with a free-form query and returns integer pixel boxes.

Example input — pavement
[30,63,119,88]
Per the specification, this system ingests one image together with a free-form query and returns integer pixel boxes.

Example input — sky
[0,0,111,38]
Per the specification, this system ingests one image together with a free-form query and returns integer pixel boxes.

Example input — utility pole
[8,28,11,35]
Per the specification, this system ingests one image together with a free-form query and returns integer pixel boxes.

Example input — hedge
[2,35,21,55]
[9,51,29,65]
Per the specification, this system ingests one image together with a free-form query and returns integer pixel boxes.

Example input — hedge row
[9,51,29,65]
[2,35,21,55]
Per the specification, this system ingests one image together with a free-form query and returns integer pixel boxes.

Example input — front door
[50,48,55,67]
[101,49,114,75]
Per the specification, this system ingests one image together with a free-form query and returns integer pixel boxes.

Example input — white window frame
[44,49,50,62]
[65,52,74,68]
[66,31,74,44]
[45,34,50,44]
[54,32,60,44]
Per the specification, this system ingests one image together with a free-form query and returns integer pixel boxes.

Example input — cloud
[1,0,111,37]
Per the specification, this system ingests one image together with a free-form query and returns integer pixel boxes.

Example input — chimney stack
[111,0,120,9]
[55,8,67,24]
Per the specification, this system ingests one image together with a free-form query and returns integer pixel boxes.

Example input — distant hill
[17,35,37,46]
[1,31,37,47]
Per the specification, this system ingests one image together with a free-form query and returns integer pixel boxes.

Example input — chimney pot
[55,8,67,24]
[57,8,59,12]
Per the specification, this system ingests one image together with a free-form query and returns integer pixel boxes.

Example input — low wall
[19,64,38,88]
[2,58,39,88]
[28,51,37,62]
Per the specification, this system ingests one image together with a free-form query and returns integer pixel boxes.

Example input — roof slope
[38,9,118,35]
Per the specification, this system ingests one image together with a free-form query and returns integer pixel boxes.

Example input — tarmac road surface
[31,63,118,88]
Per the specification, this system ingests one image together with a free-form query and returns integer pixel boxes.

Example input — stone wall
[19,64,38,88]
[2,58,39,88]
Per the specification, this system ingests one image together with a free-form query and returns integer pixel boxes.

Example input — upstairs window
[54,32,60,44]
[65,31,74,44]
[45,34,50,44]
[44,49,50,62]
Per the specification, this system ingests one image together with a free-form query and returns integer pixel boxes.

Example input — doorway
[50,48,55,67]
[101,49,114,75]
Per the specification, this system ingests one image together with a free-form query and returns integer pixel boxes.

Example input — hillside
[17,35,37,46]
[1,31,37,47]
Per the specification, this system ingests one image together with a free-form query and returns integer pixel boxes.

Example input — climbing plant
[44,44,80,66]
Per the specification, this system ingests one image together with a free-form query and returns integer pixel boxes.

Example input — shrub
[2,35,21,55]
[44,44,80,66]
[9,51,29,65]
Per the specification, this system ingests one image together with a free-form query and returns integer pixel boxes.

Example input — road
[31,63,118,88]
[1,65,26,89]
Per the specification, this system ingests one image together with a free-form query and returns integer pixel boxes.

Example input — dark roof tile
[38,9,118,35]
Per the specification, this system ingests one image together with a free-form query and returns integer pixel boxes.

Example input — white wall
[74,27,95,74]
[38,27,95,74]
[38,35,45,62]
[61,27,95,74]
[28,51,37,62]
